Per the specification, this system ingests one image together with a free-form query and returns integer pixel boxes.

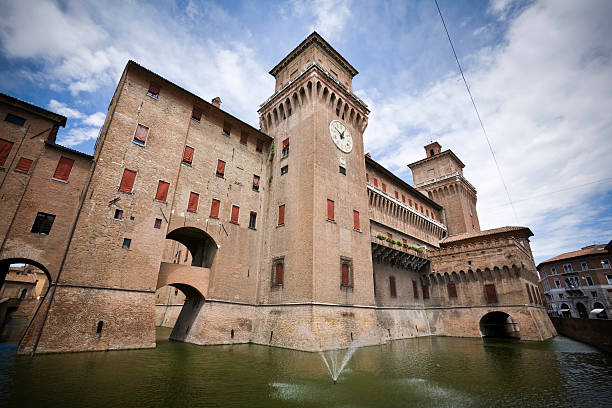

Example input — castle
[0,33,555,355]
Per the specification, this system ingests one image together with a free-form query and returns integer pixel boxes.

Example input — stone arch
[476,269,483,281]
[355,112,361,125]
[479,311,520,339]
[158,282,205,343]
[592,302,607,319]
[273,108,279,123]
[444,272,450,282]
[493,266,501,280]
[292,92,299,109]
[335,98,342,116]
[322,87,329,102]
[451,272,458,282]
[285,98,292,117]
[468,269,475,281]
[576,302,588,318]
[349,108,355,121]
[166,227,218,268]
[436,273,443,284]
[329,93,336,108]
[299,87,307,104]
[342,102,349,120]
[502,265,511,279]
[484,268,492,280]
[459,271,466,281]
[278,103,285,120]
[266,113,272,129]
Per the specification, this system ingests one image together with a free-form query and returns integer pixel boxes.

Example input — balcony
[371,236,428,272]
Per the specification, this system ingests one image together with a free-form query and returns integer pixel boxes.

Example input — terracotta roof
[441,226,533,245]
[538,243,609,266]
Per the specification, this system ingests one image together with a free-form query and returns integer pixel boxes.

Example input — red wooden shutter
[389,276,397,298]
[395,191,399,199]
[184,250,189,262]
[15,157,33,173]
[223,122,231,135]
[420,205,423,213]
[188,192,199,212]
[119,169,137,192]
[192,107,202,121]
[382,183,386,192]
[282,138,290,149]
[183,146,194,164]
[53,156,74,181]
[210,199,220,218]
[485,284,497,303]
[155,180,170,202]
[402,194,405,203]
[253,175,260,189]
[278,204,285,225]
[0,139,14,166]
[134,124,148,143]
[353,210,360,230]
[148,83,160,95]
[526,283,533,303]
[426,209,429,216]
[275,263,284,285]
[373,178,378,187]
[448,283,457,298]
[177,250,182,263]
[327,199,334,221]
[413,280,419,298]
[409,199,412,206]
[231,205,239,224]
[240,131,248,145]
[256,140,263,152]
[341,264,350,286]
[423,285,430,299]
[216,159,225,176]
[366,173,369,182]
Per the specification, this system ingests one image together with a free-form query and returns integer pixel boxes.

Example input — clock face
[329,120,353,153]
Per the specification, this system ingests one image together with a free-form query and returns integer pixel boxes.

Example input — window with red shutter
[402,194,405,203]
[366,173,369,182]
[353,210,360,230]
[222,122,231,136]
[230,205,239,224]
[0,139,14,167]
[389,276,397,298]
[192,107,202,121]
[52,156,74,181]
[278,204,285,225]
[216,159,225,177]
[188,192,199,212]
[485,284,497,303]
[274,262,284,285]
[409,199,412,206]
[256,140,263,153]
[413,280,419,299]
[448,283,457,298]
[155,180,170,202]
[327,199,334,221]
[373,178,378,188]
[119,169,137,193]
[147,83,160,98]
[183,146,194,164]
[395,191,399,199]
[133,124,149,145]
[382,183,386,192]
[210,199,220,218]
[253,175,260,191]
[282,138,290,157]
[526,283,533,303]
[15,157,33,173]
[420,205,423,212]
[341,263,350,287]
[423,285,430,299]
[240,131,248,145]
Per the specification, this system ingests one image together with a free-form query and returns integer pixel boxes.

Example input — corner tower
[408,142,480,236]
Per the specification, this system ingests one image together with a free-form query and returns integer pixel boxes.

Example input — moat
[1,328,610,408]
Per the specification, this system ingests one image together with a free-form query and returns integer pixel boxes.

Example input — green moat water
[1,328,610,407]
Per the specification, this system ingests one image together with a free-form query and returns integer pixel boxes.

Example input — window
[581,262,588,271]
[249,211,257,229]
[222,122,231,136]
[147,83,160,99]
[133,124,149,146]
[585,275,593,286]
[256,140,263,153]
[563,264,573,273]
[394,191,399,199]
[409,199,412,206]
[183,146,194,165]
[119,169,137,193]
[420,205,423,213]
[253,175,260,191]
[281,165,288,175]
[554,278,561,288]
[122,238,131,249]
[31,212,55,235]
[413,280,419,299]
[230,205,239,224]
[448,283,457,298]
[52,156,75,181]
[273,260,284,286]
[426,209,429,217]
[240,131,248,145]
[485,284,497,303]
[210,199,220,218]
[154,218,162,229]
[605,274,612,285]
[602,260,611,269]
[15,157,33,173]
[373,178,378,188]
[366,173,369,182]
[558,293,564,299]
[339,166,346,175]
[551,267,557,275]
[278,204,285,225]
[423,285,430,299]
[591,291,597,297]
[281,138,290,157]
[353,210,360,230]
[216,159,225,177]
[188,192,199,212]
[4,113,26,126]
[155,180,170,202]
[341,261,352,287]
[389,276,397,298]
[114,209,123,220]
[327,199,334,221]
[0,139,14,167]
[382,183,386,193]
[401,194,405,203]
[192,106,202,121]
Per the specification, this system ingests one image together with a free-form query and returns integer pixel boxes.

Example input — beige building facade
[0,32,554,355]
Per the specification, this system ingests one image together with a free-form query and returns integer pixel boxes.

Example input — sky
[0,0,610,264]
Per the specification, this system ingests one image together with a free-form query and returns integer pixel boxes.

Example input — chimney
[424,141,441,158]
[212,97,221,108]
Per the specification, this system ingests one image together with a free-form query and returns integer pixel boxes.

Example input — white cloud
[47,99,84,119]
[57,126,99,147]
[82,112,106,127]
[291,0,352,40]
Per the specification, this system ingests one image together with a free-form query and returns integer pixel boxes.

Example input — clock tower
[257,32,376,348]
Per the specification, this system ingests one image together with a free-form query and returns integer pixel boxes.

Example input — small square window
[281,165,288,175]
[129,216,135,221]
[222,122,231,136]
[256,140,263,153]
[216,159,226,177]
[585,275,594,286]
[133,124,149,146]
[339,166,346,175]
[4,113,26,126]
[15,157,33,173]
[154,218,162,229]
[249,211,257,229]
[147,83,160,99]
[591,291,597,297]
[114,209,123,220]
[281,138,290,157]
[31,212,55,235]
[253,175,260,191]
[192,106,202,121]
[581,262,588,271]
[122,238,131,249]
[240,131,248,145]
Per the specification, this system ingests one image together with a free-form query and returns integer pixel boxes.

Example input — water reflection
[0,329,610,408]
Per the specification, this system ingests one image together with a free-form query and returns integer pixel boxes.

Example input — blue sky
[1,0,610,263]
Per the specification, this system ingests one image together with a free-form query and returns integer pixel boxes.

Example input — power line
[433,0,519,224]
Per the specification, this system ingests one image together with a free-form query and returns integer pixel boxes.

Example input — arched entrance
[560,303,571,317]
[591,302,607,319]
[166,227,217,268]
[576,302,588,318]
[479,311,520,339]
